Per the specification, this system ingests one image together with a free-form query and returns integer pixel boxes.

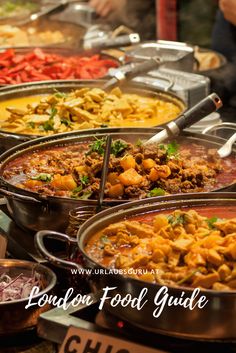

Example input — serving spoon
[217,132,236,158]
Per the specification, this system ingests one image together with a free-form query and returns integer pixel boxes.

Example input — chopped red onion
[0,272,41,302]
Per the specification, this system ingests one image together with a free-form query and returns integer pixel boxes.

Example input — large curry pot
[0,127,235,232]
[0,79,185,151]
[35,193,236,340]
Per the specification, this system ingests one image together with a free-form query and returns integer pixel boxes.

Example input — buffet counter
[0,3,236,353]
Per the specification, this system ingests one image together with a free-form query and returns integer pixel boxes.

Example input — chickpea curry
[86,208,236,291]
[2,137,236,200]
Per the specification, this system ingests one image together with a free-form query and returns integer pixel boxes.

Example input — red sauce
[131,205,236,224]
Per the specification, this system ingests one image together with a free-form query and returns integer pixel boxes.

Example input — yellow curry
[0,87,183,135]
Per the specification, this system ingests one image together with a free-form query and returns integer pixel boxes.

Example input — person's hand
[220,0,236,26]
[89,0,125,17]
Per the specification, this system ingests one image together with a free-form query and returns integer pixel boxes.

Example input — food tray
[51,2,97,27]
[133,68,210,107]
[125,40,195,72]
[148,67,210,107]
[109,65,210,107]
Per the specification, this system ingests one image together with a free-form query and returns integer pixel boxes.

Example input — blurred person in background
[88,0,156,40]
[212,0,236,107]
[89,0,125,18]
[219,0,236,26]
[212,0,236,61]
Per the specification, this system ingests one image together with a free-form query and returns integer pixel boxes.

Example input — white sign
[59,326,166,353]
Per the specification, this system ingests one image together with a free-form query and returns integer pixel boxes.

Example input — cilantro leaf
[207,216,219,229]
[167,214,185,226]
[87,137,106,155]
[158,141,179,158]
[111,140,128,157]
[31,173,52,182]
[50,107,57,120]
[78,191,93,200]
[27,121,35,129]
[167,141,179,157]
[41,120,54,131]
[53,89,67,99]
[61,118,72,127]
[40,107,58,132]
[135,139,143,148]
[71,185,83,198]
[80,175,89,185]
[159,144,165,150]
[177,269,200,285]
[147,187,165,197]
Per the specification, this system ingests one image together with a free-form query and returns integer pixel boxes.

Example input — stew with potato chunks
[2,138,236,200]
[86,208,236,291]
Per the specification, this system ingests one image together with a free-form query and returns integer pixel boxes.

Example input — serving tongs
[84,33,140,51]
[144,93,223,145]
[65,136,112,235]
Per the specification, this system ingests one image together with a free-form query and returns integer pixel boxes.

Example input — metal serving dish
[0,46,121,84]
[51,2,97,27]
[0,80,185,151]
[0,0,42,23]
[132,68,210,108]
[35,192,236,340]
[125,40,195,72]
[0,17,87,49]
[0,259,56,335]
[0,127,235,233]
[194,47,227,75]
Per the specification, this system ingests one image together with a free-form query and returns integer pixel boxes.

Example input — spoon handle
[85,33,140,50]
[172,93,222,133]
[103,57,161,90]
[145,93,222,145]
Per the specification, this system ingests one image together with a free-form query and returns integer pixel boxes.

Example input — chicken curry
[86,207,236,291]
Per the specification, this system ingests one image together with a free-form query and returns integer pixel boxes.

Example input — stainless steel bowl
[0,127,235,233]
[36,192,236,340]
[0,259,56,335]
[194,48,227,74]
[0,17,86,48]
